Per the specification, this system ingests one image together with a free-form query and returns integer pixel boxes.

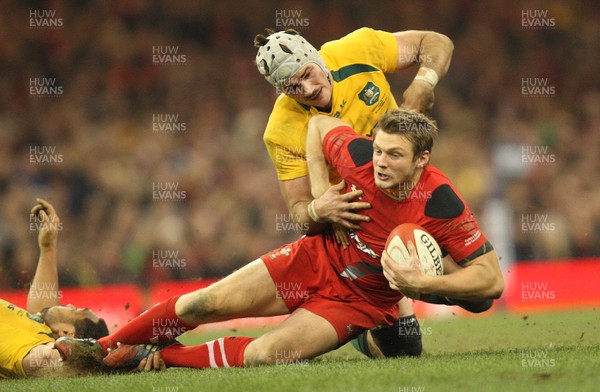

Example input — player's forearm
[421,252,503,300]
[290,199,327,235]
[306,118,330,199]
[395,31,454,112]
[279,175,328,235]
[304,114,335,233]
[27,246,60,313]
[416,31,453,79]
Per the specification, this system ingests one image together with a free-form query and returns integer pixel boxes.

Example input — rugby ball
[385,223,444,299]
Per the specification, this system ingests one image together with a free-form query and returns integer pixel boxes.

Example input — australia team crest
[358,82,380,106]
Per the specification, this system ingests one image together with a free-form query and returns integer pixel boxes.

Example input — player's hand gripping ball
[384,223,444,299]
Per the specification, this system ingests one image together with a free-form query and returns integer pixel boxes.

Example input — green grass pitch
[4,309,600,391]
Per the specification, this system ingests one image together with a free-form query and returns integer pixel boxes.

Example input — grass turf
[4,308,600,392]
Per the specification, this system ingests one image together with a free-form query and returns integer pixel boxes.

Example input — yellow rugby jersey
[0,299,54,378]
[263,27,399,181]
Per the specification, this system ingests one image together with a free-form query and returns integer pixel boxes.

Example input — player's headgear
[255,29,328,89]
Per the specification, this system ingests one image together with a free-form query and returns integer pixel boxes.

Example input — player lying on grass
[60,109,503,370]
[255,27,454,359]
[0,199,109,378]
[0,199,159,378]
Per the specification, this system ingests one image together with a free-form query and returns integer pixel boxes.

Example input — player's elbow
[487,273,504,299]
[475,251,504,299]
[439,33,454,54]
[426,31,454,54]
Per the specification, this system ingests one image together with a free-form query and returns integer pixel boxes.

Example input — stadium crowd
[0,0,598,289]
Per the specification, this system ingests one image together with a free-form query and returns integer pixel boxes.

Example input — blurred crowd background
[0,0,598,289]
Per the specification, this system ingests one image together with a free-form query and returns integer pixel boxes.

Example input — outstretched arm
[393,30,454,112]
[27,198,61,314]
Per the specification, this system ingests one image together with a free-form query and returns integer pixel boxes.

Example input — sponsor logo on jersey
[348,230,379,259]
[270,247,292,259]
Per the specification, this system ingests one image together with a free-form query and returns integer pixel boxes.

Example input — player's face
[40,304,100,337]
[372,131,426,195]
[281,63,332,108]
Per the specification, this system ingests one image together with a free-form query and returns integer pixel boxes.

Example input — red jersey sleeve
[432,208,491,265]
[421,181,491,265]
[322,126,373,178]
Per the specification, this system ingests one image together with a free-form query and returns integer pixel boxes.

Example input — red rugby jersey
[321,126,491,306]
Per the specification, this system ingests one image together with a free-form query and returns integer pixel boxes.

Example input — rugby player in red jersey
[255,27,454,358]
[71,109,502,370]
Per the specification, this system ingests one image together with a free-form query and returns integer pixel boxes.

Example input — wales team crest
[358,82,380,106]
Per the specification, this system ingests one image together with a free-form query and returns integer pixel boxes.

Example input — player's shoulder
[346,137,373,167]
[263,95,310,145]
[422,166,465,219]
[320,27,397,72]
[325,127,372,167]
[322,27,389,48]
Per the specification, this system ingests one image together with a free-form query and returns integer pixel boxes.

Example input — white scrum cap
[255,30,328,89]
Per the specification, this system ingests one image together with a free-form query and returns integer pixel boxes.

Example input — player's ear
[416,150,430,168]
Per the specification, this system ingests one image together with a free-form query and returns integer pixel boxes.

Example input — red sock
[160,337,254,368]
[98,295,193,352]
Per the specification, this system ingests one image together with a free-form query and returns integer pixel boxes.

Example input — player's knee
[243,339,276,366]
[244,337,306,366]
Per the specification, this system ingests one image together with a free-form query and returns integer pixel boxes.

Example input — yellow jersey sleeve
[263,94,311,181]
[0,299,54,379]
[320,28,398,73]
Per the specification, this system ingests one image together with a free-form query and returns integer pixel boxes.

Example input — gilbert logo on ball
[385,223,444,299]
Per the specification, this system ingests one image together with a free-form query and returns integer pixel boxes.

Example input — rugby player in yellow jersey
[0,198,110,378]
[254,28,454,358]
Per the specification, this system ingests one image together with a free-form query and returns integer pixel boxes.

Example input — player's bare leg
[103,278,338,370]
[175,258,289,325]
[244,308,339,366]
[104,307,340,370]
[99,259,288,351]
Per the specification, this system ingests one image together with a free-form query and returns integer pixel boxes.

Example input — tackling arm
[278,176,327,235]
[393,30,454,112]
[275,116,371,236]
[306,115,371,229]
[27,198,61,314]
[305,115,342,198]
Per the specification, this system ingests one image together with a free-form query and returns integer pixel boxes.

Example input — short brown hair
[375,109,438,160]
[74,317,109,339]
